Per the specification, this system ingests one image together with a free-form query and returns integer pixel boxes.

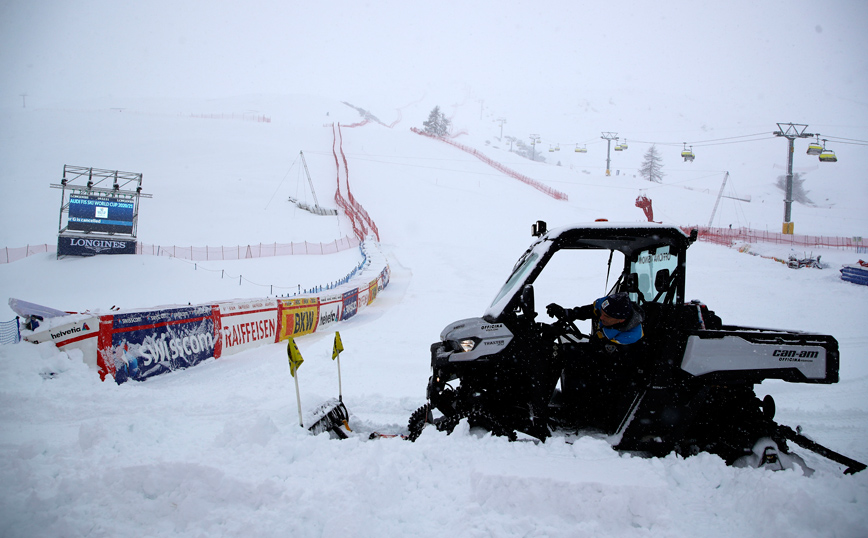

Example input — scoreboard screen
[68,196,134,234]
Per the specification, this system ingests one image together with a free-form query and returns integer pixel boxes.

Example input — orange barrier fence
[411,127,569,201]
[331,123,380,242]
[686,226,864,251]
[138,236,361,260]
[1,244,53,263]
[2,236,360,263]
[189,112,271,123]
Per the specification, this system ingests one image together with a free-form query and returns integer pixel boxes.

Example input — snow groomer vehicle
[409,221,865,475]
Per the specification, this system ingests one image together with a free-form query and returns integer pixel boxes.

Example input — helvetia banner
[98,305,220,384]
[24,316,100,369]
[318,293,343,332]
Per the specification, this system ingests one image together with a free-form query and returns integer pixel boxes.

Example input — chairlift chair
[818,139,838,162]
[621,139,628,150]
[575,144,588,153]
[806,137,823,156]
[819,149,838,163]
[681,144,695,162]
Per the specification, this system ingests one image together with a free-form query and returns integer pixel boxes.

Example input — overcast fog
[1,0,867,239]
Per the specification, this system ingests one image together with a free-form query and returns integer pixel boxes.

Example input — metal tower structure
[600,132,618,176]
[773,123,814,235]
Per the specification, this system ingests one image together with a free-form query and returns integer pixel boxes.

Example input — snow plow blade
[307,398,351,439]
[778,424,866,475]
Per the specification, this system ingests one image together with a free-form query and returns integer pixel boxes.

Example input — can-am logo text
[773,349,819,361]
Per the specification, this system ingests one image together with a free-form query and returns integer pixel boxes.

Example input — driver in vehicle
[546,292,645,345]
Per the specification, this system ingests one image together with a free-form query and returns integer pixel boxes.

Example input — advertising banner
[341,289,359,321]
[317,294,343,332]
[277,297,319,341]
[68,196,135,234]
[57,235,137,257]
[24,316,100,369]
[99,305,219,384]
[367,278,379,305]
[217,299,278,356]
[357,285,370,311]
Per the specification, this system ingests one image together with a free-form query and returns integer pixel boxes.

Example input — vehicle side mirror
[531,221,547,237]
[655,269,671,292]
[521,284,536,319]
[623,273,639,293]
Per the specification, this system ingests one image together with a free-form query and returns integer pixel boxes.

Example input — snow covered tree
[776,172,814,205]
[422,106,451,137]
[505,136,546,162]
[638,145,665,183]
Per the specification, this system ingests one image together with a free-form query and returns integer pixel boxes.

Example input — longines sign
[57,235,137,257]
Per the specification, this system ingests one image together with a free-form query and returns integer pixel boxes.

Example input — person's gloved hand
[546,303,566,319]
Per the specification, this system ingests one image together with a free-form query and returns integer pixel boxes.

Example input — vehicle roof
[542,222,693,257]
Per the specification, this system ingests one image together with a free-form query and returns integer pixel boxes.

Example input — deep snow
[0,95,867,537]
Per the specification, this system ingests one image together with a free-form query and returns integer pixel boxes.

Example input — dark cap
[601,293,632,320]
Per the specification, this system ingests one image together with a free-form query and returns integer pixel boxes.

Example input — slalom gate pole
[337,355,343,402]
[294,374,303,428]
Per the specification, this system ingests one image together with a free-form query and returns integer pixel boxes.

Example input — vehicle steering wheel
[548,310,588,342]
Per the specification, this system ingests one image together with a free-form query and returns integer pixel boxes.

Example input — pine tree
[776,172,814,205]
[638,145,665,183]
[422,106,451,137]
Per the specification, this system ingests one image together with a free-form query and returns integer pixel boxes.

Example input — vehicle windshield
[488,251,540,312]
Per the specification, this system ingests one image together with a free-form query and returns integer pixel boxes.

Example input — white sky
[3,1,866,116]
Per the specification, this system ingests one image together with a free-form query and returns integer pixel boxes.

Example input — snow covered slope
[0,96,866,537]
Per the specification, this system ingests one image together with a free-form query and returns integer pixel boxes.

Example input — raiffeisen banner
[217,299,278,356]
[98,305,219,384]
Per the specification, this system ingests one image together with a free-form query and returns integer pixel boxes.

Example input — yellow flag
[332,331,344,360]
[287,337,304,377]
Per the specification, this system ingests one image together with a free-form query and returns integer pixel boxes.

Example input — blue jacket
[590,297,644,345]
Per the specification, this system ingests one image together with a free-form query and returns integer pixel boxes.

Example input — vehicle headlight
[450,338,478,352]
[458,339,477,352]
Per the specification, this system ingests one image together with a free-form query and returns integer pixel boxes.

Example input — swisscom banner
[67,196,135,234]
[99,305,219,384]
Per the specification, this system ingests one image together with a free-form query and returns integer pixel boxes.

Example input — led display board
[68,196,135,234]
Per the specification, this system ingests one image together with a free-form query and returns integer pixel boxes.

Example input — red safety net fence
[411,127,569,201]
[189,112,271,123]
[684,226,864,251]
[331,123,380,242]
[136,236,360,260]
[1,244,52,263]
[0,238,361,264]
